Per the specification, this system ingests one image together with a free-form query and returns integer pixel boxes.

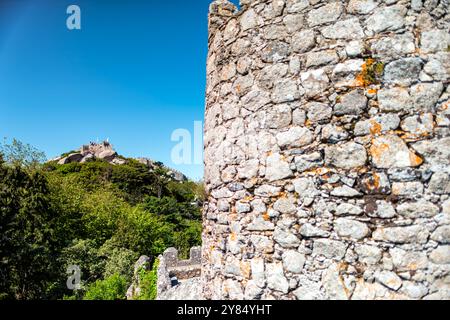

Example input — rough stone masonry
[201,0,450,300]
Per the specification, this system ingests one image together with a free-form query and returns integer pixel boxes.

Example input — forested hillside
[0,139,202,300]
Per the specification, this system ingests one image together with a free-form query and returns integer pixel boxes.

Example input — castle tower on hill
[202,0,450,300]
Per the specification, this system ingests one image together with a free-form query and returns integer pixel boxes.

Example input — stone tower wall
[203,0,450,300]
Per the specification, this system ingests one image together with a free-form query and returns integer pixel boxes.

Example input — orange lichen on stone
[240,261,251,279]
[278,192,287,199]
[365,172,381,191]
[369,120,382,135]
[409,152,424,166]
[369,142,390,164]
[230,232,237,241]
[355,58,384,87]
[367,88,378,95]
[262,212,270,221]
[304,167,331,176]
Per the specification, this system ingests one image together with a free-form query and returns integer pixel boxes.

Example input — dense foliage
[0,140,202,300]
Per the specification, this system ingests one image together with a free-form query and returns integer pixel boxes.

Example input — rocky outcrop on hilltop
[54,141,124,165]
[52,141,188,182]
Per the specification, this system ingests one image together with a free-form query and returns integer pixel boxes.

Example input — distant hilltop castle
[52,141,188,182]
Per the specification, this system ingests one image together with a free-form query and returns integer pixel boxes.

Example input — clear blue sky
[0,0,240,180]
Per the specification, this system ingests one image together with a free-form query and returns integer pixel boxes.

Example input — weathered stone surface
[355,114,400,136]
[255,184,281,197]
[360,172,391,195]
[267,104,292,129]
[334,218,370,240]
[307,2,343,27]
[266,262,289,293]
[242,90,271,111]
[420,29,450,53]
[370,135,423,169]
[351,280,389,300]
[390,248,428,272]
[306,50,339,68]
[345,40,364,57]
[397,200,439,219]
[322,263,350,300]
[244,280,264,300]
[347,0,378,15]
[294,152,323,172]
[261,41,291,63]
[294,280,324,300]
[251,235,274,254]
[292,108,306,125]
[431,226,450,244]
[401,281,429,300]
[331,185,361,197]
[283,14,305,33]
[384,58,423,86]
[370,33,416,59]
[401,113,434,135]
[240,8,258,31]
[293,177,319,198]
[223,279,244,300]
[410,82,443,112]
[373,225,430,244]
[375,271,403,291]
[322,18,364,39]
[202,0,450,301]
[306,102,332,123]
[412,138,450,171]
[300,68,330,97]
[321,125,349,143]
[258,63,288,90]
[292,29,316,53]
[276,127,313,148]
[157,277,204,300]
[313,239,348,260]
[265,153,293,182]
[282,250,306,274]
[355,244,382,265]
[332,59,365,87]
[367,200,396,218]
[392,181,424,196]
[236,201,251,213]
[300,224,330,238]
[429,246,450,265]
[274,197,297,214]
[424,52,450,81]
[286,0,309,13]
[248,216,275,231]
[325,142,367,169]
[272,79,301,103]
[336,203,363,216]
[238,159,259,179]
[429,172,450,195]
[274,227,300,248]
[377,87,411,112]
[221,62,236,81]
[366,5,406,34]
[334,90,367,115]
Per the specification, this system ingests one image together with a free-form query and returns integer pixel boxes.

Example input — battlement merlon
[208,0,238,37]
[159,247,202,281]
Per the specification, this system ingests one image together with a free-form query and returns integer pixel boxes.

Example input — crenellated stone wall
[157,247,203,300]
[202,0,450,300]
